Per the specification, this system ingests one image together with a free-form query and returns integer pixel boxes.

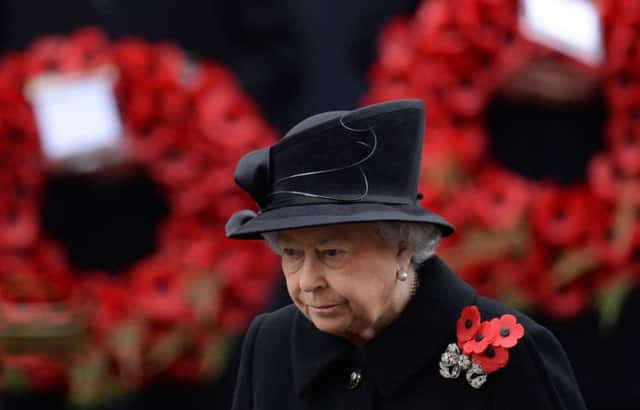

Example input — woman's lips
[312,305,338,309]
[309,303,343,314]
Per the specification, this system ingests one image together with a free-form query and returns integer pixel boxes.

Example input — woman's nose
[298,255,325,292]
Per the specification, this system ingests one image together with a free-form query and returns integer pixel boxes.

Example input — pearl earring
[397,271,409,281]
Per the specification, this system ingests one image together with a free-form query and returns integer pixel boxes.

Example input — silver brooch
[438,343,487,388]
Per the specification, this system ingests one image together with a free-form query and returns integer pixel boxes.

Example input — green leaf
[596,277,632,334]
[69,353,108,407]
[147,328,187,373]
[2,368,30,392]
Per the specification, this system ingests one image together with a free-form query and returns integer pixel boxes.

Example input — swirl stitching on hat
[269,119,377,202]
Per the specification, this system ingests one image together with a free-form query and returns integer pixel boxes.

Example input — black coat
[231,256,587,410]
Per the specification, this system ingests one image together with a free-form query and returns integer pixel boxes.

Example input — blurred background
[0,0,638,409]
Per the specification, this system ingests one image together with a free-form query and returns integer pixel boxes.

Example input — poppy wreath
[0,28,279,405]
[363,0,640,322]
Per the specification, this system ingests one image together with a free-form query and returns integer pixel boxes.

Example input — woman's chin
[309,313,347,336]
[312,321,345,337]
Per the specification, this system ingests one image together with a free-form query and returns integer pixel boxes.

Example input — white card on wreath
[26,69,124,172]
[519,0,604,67]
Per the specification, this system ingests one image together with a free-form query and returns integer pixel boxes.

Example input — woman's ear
[396,242,413,272]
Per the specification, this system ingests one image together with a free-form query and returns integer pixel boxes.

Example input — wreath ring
[0,28,278,404]
[364,0,640,321]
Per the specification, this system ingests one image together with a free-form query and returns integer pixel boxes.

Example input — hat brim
[225,203,455,239]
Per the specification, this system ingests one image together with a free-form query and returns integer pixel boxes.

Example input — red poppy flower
[216,241,277,308]
[462,321,495,355]
[172,168,234,216]
[65,28,111,70]
[149,142,201,188]
[588,154,632,202]
[22,36,66,76]
[531,187,590,246]
[112,38,152,80]
[130,124,179,162]
[377,19,414,76]
[539,282,589,320]
[414,3,466,58]
[420,188,473,228]
[148,44,183,91]
[32,239,69,278]
[443,84,487,118]
[179,237,221,271]
[3,354,68,391]
[472,345,509,373]
[409,60,459,93]
[605,75,638,113]
[158,85,191,121]
[0,201,39,249]
[449,125,489,169]
[196,87,268,160]
[130,258,194,324]
[489,314,524,348]
[471,167,530,230]
[79,277,132,337]
[190,62,236,96]
[454,261,498,300]
[587,203,634,266]
[604,26,635,72]
[456,305,481,345]
[123,85,157,131]
[610,120,640,176]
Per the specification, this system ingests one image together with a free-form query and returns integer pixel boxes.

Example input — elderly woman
[225,100,586,409]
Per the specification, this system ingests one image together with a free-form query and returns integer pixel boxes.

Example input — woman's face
[276,223,412,344]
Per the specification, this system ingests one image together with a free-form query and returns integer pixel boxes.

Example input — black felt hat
[225,99,454,239]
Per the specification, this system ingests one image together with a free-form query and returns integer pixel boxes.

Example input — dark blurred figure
[285,0,420,128]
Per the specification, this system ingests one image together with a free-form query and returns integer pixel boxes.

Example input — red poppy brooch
[439,306,524,388]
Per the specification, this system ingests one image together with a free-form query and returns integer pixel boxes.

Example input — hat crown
[235,99,426,210]
[226,99,454,239]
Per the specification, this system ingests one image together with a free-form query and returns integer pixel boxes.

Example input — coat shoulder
[232,305,299,410]
[254,303,298,340]
[245,304,298,362]
[475,295,536,327]
[474,296,587,409]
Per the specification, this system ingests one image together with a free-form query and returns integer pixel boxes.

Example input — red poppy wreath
[364,0,640,322]
[0,28,278,404]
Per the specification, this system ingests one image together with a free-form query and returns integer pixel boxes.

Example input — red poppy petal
[462,321,495,354]
[491,314,525,348]
[456,305,481,343]
[473,346,509,373]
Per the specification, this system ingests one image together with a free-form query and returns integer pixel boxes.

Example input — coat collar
[291,256,477,397]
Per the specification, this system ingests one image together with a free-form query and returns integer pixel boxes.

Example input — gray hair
[262,222,442,270]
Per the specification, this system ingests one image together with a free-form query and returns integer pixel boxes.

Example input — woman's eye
[283,248,303,258]
[320,249,347,259]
